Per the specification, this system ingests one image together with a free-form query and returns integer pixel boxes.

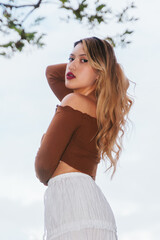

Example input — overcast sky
[0,0,160,239]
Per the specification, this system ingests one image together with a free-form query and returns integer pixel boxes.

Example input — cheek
[82,66,95,76]
[88,69,97,82]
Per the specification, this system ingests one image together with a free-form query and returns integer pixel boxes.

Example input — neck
[74,88,97,104]
[87,89,97,103]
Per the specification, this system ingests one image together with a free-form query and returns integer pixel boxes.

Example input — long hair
[74,37,134,177]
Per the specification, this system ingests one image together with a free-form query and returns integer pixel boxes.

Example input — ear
[95,73,100,80]
[95,69,100,80]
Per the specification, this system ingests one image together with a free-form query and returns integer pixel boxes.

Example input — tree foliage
[0,0,138,58]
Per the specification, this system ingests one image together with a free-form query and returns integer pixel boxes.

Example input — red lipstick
[66,72,76,80]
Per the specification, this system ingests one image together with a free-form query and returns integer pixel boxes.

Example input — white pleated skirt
[43,172,118,240]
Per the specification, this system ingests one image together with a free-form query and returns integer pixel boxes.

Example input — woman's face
[65,43,98,95]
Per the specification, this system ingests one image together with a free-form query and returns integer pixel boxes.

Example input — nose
[68,58,77,71]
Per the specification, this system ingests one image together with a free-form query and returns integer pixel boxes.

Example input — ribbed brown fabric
[35,103,100,186]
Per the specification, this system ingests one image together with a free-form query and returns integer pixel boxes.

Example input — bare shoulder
[60,93,97,118]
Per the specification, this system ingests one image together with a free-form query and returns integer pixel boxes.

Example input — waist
[48,171,93,186]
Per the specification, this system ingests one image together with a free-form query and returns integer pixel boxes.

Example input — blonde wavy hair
[74,37,134,177]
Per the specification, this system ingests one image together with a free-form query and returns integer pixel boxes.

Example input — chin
[65,83,74,89]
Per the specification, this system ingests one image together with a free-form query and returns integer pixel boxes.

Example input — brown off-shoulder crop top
[35,63,101,185]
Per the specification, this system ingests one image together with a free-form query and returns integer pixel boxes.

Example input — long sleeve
[35,106,81,186]
[45,63,73,101]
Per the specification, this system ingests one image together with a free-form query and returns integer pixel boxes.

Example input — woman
[35,37,133,240]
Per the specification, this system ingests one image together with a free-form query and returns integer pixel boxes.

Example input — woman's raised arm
[45,63,73,101]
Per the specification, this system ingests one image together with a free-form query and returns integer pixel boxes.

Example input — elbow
[35,155,49,186]
[45,65,54,82]
[45,65,51,77]
[35,141,59,186]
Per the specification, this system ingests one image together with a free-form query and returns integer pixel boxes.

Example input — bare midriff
[51,161,95,180]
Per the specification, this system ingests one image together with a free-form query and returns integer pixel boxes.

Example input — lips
[66,72,76,80]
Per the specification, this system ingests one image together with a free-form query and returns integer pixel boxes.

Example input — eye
[81,59,88,63]
[68,57,74,62]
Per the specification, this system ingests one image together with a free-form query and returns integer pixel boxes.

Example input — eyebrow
[70,53,87,56]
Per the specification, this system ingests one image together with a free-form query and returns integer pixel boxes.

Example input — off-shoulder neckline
[56,104,97,121]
